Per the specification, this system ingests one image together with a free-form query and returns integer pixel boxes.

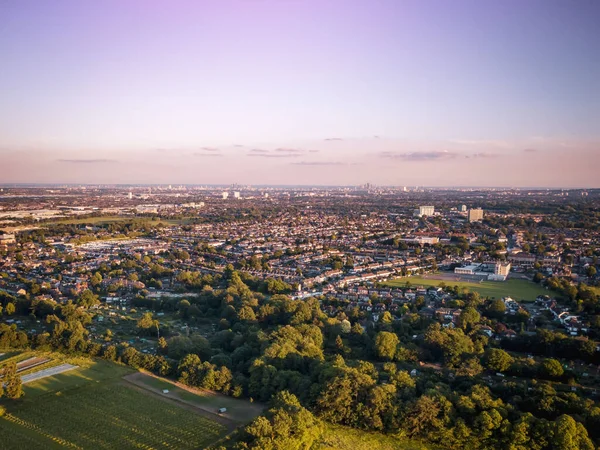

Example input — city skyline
[1,0,599,186]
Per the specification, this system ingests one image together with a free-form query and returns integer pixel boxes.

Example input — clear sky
[1,0,599,186]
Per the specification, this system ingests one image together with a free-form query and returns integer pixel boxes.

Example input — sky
[0,0,599,187]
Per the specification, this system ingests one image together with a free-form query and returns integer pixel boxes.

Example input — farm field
[124,371,264,424]
[0,359,228,449]
[383,275,549,302]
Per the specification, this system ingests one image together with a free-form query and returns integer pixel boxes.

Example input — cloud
[380,151,458,161]
[450,139,510,148]
[247,153,301,158]
[57,159,117,164]
[471,152,500,158]
[308,149,319,153]
[233,144,245,148]
[199,147,220,152]
[193,152,222,157]
[248,148,269,153]
[523,148,537,153]
[291,161,347,166]
[274,148,304,153]
[324,137,344,141]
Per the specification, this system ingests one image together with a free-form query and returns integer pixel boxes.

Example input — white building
[233,191,240,199]
[454,264,480,275]
[222,192,229,200]
[414,205,435,217]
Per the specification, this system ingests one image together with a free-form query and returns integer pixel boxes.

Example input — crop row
[6,382,226,449]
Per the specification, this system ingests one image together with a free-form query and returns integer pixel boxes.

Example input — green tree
[137,312,159,336]
[540,358,564,379]
[486,299,506,320]
[241,391,323,449]
[484,348,514,373]
[2,361,23,399]
[5,303,15,315]
[374,331,399,361]
[553,414,595,450]
[457,307,481,330]
[77,290,99,307]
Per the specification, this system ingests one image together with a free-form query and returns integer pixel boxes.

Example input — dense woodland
[1,263,600,450]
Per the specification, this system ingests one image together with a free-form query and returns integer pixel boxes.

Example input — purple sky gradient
[1,0,599,186]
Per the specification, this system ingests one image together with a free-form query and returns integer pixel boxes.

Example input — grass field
[315,424,434,450]
[125,372,264,424]
[383,275,549,301]
[0,359,227,449]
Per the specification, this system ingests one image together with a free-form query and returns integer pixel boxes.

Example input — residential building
[468,208,484,222]
[414,206,435,217]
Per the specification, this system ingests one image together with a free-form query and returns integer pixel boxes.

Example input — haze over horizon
[1,0,599,187]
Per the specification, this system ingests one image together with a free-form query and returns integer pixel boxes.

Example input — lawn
[315,423,434,450]
[0,359,227,450]
[383,276,550,302]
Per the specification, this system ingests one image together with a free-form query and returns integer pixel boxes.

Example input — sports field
[383,275,549,302]
[0,359,228,450]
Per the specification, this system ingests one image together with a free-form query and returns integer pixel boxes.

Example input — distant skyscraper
[128,192,133,199]
[468,208,484,222]
[460,204,467,212]
[233,191,240,199]
[222,192,229,199]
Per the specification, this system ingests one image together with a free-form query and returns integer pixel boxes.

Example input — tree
[424,324,475,367]
[5,303,15,315]
[241,391,323,449]
[457,307,480,330]
[137,312,159,336]
[486,299,506,320]
[553,414,595,450]
[2,362,23,399]
[90,272,103,287]
[374,331,399,361]
[586,266,597,278]
[484,348,514,373]
[335,335,344,354]
[540,358,564,379]
[77,290,99,308]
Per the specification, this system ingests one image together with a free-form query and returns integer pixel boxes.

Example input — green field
[316,424,434,450]
[383,276,550,301]
[127,372,264,424]
[0,359,227,449]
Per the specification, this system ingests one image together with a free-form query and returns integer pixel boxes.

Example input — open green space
[383,276,550,302]
[0,359,227,449]
[316,423,434,450]
[129,372,263,423]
